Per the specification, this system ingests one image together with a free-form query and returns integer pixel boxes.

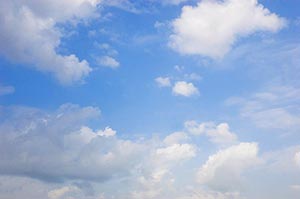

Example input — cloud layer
[0,104,299,199]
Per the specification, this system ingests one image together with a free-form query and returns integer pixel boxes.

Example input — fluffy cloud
[155,77,171,87]
[0,85,15,96]
[96,56,120,68]
[169,0,285,58]
[185,121,238,145]
[197,142,260,189]
[172,81,199,97]
[0,104,144,182]
[0,0,103,84]
[163,131,189,145]
[1,104,300,199]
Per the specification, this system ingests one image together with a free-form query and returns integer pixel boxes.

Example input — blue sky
[0,0,300,199]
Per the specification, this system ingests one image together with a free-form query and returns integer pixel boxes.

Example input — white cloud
[155,77,171,87]
[295,152,300,167]
[0,85,15,96]
[163,131,189,146]
[97,55,120,68]
[185,121,238,145]
[169,0,285,58]
[1,104,300,199]
[172,81,199,97]
[184,73,202,81]
[226,86,300,131]
[156,143,196,162]
[197,142,260,188]
[0,0,104,84]
[0,104,144,182]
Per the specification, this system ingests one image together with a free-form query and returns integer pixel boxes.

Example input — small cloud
[88,30,97,37]
[154,21,165,29]
[0,85,15,96]
[155,77,171,87]
[172,81,199,97]
[184,73,202,81]
[174,65,184,72]
[94,42,118,56]
[97,56,120,69]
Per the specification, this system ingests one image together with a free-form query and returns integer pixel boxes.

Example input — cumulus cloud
[163,131,189,145]
[155,77,171,87]
[1,104,300,199]
[96,55,120,68]
[169,0,286,58]
[0,85,15,96]
[0,104,144,182]
[197,142,260,189]
[172,81,199,97]
[185,121,238,145]
[0,0,103,84]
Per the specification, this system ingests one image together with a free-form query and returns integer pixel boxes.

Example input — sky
[0,0,300,198]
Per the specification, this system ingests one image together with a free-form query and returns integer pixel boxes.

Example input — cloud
[163,131,189,145]
[172,81,199,97]
[226,86,300,131]
[0,0,104,85]
[295,152,300,167]
[169,0,285,58]
[0,85,15,96]
[0,104,144,182]
[156,143,196,162]
[96,56,120,68]
[185,121,238,145]
[197,142,260,190]
[155,77,171,87]
[48,186,79,199]
[0,104,300,198]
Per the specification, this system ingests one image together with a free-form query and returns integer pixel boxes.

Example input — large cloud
[0,104,144,182]
[169,0,285,58]
[0,104,300,199]
[0,0,102,84]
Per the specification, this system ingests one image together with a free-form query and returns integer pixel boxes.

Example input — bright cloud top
[169,0,286,58]
[197,142,260,187]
